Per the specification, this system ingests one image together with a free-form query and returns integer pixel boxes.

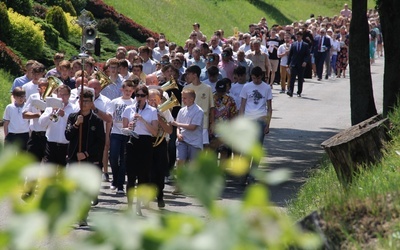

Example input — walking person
[287,32,310,97]
[122,85,158,214]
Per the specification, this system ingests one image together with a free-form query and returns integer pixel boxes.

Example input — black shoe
[317,78,322,81]
[91,198,99,206]
[297,93,301,97]
[325,75,328,79]
[157,198,165,208]
[286,91,293,97]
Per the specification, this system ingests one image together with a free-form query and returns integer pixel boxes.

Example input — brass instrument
[160,76,178,92]
[153,92,180,147]
[93,68,112,90]
[42,76,62,100]
[49,109,60,122]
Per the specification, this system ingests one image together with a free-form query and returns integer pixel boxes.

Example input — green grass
[287,105,400,248]
[104,0,376,45]
[0,70,13,119]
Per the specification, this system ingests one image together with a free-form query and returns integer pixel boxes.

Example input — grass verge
[287,106,400,248]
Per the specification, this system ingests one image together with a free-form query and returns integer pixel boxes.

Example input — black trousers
[167,126,177,173]
[151,139,168,199]
[125,135,154,192]
[5,132,29,151]
[27,131,47,162]
[43,141,68,167]
[289,65,305,95]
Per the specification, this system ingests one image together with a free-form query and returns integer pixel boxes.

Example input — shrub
[65,12,83,38]
[46,6,69,40]
[70,0,86,13]
[62,0,76,16]
[8,8,44,59]
[0,0,33,16]
[97,17,118,35]
[32,3,47,19]
[0,41,24,76]
[0,2,11,44]
[30,16,59,50]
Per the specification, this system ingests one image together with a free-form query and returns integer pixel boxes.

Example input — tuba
[160,76,178,92]
[42,76,62,100]
[93,68,112,90]
[153,92,180,147]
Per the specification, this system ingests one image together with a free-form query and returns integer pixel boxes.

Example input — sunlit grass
[104,0,376,45]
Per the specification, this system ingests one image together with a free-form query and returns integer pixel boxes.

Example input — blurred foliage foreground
[0,117,321,250]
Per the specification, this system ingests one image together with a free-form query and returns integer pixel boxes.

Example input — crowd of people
[3,3,383,223]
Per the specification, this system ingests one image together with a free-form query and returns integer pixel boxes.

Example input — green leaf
[215,117,260,155]
[243,184,269,208]
[0,147,34,199]
[176,151,224,210]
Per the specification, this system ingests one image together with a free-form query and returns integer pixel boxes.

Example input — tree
[377,1,400,116]
[349,0,377,125]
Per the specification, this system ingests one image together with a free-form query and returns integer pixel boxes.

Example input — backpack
[370,29,377,39]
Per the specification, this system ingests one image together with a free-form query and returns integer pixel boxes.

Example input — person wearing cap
[209,78,237,165]
[171,55,186,76]
[192,22,204,40]
[22,62,46,99]
[239,66,272,185]
[183,65,214,147]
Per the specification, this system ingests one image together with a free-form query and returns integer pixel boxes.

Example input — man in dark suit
[313,28,331,81]
[287,32,310,97]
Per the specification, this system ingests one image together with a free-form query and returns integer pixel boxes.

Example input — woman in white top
[122,85,158,210]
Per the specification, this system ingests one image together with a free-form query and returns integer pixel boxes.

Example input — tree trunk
[349,0,377,125]
[321,115,390,186]
[377,1,400,116]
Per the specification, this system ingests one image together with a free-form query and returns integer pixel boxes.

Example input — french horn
[153,92,180,147]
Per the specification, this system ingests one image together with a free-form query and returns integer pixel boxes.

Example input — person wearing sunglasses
[122,85,158,213]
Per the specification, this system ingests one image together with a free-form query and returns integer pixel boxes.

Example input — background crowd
[3,3,383,217]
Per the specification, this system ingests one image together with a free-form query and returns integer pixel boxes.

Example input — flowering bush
[86,0,159,42]
[0,41,24,76]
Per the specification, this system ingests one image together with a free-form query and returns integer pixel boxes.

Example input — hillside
[104,0,376,45]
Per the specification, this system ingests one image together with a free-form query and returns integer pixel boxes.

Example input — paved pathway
[0,57,385,247]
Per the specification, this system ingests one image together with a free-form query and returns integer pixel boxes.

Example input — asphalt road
[0,57,384,247]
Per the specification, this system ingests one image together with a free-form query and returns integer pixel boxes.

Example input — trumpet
[49,108,60,122]
[153,93,180,147]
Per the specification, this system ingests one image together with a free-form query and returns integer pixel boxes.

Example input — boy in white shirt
[3,87,30,150]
